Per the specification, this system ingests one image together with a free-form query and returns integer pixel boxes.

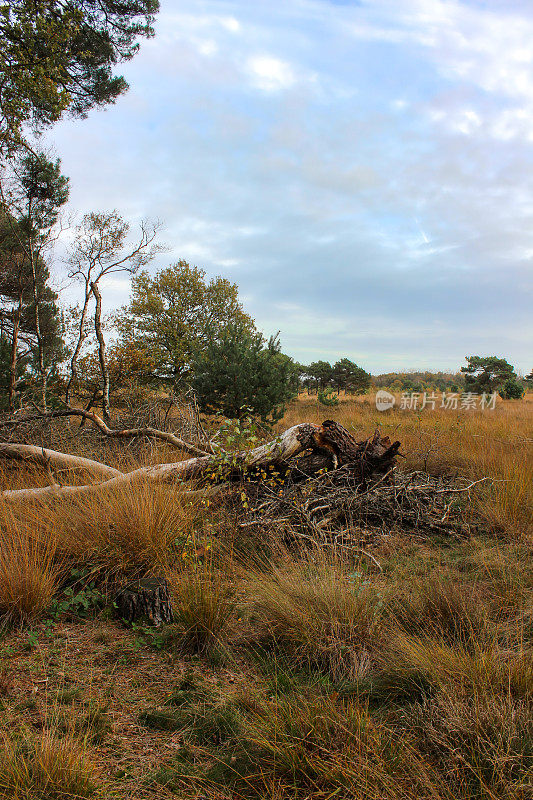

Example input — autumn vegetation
[1,3,533,799]
[0,389,531,800]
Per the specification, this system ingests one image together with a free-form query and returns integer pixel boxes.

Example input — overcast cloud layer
[49,0,533,374]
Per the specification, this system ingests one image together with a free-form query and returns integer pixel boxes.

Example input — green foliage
[116,261,253,385]
[304,358,370,394]
[192,324,296,423]
[15,152,69,231]
[461,355,516,393]
[0,0,159,151]
[50,569,105,620]
[307,359,334,391]
[499,378,525,400]
[317,386,339,406]
[373,371,464,393]
[332,358,371,394]
[0,153,68,405]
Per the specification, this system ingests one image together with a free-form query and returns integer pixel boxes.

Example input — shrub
[317,387,339,406]
[499,378,525,399]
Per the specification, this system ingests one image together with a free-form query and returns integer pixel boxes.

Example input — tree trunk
[1,422,321,502]
[8,295,22,411]
[28,238,47,411]
[91,280,110,422]
[292,420,401,483]
[0,421,403,505]
[0,442,122,479]
[65,282,91,406]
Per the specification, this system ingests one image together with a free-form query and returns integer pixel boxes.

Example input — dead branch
[0,422,322,502]
[0,406,209,457]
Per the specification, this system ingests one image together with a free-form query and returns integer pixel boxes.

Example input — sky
[48,0,533,374]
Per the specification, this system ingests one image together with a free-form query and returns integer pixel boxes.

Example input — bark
[115,577,173,627]
[292,421,401,482]
[90,280,110,421]
[65,281,91,406]
[28,229,47,412]
[0,443,122,479]
[8,294,22,411]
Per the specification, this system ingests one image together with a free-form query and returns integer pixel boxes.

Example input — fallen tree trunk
[0,443,122,480]
[0,422,322,501]
[0,420,401,503]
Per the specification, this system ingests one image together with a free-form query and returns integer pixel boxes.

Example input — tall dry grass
[0,395,531,799]
[165,557,238,655]
[0,501,61,626]
[0,724,98,799]
[245,549,385,680]
[7,481,200,581]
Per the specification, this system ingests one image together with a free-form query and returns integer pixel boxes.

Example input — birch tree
[66,211,161,419]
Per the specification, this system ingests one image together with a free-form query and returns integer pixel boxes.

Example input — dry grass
[0,724,98,799]
[208,691,453,800]
[6,481,200,582]
[0,502,61,627]
[165,556,237,655]
[0,394,531,799]
[389,570,491,646]
[245,549,386,680]
[280,392,533,536]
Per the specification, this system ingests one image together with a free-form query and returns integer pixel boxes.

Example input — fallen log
[0,443,122,480]
[0,422,322,501]
[0,420,402,504]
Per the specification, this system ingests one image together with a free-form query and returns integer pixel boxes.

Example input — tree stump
[115,577,173,627]
[291,421,401,485]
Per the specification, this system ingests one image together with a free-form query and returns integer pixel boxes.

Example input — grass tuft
[0,502,60,626]
[0,725,98,799]
[246,551,385,680]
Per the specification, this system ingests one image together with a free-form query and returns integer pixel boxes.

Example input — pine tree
[192,323,295,423]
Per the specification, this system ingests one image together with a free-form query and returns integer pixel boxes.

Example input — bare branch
[0,406,210,457]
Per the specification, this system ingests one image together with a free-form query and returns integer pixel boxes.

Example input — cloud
[46,0,533,373]
[246,55,297,92]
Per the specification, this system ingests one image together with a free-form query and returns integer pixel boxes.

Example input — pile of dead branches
[238,465,489,551]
